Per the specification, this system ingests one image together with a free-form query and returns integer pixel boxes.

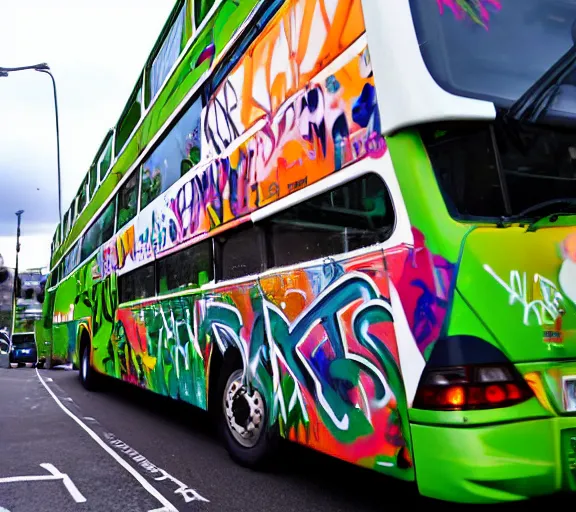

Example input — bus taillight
[413,364,533,411]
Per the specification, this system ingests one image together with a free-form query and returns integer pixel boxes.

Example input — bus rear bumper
[411,417,576,503]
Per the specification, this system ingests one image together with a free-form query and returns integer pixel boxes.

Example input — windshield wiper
[507,21,576,123]
[498,198,576,229]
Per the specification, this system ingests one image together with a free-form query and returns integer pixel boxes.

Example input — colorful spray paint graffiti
[436,0,502,29]
[42,0,576,504]
[99,0,383,279]
[107,250,412,477]
[62,0,415,476]
[388,229,455,358]
[560,232,576,308]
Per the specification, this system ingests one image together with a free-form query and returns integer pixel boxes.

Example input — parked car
[9,332,37,367]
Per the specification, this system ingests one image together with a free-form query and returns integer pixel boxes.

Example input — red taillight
[413,365,533,411]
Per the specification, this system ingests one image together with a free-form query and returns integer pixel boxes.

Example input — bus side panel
[110,294,207,409]
[89,273,117,375]
[256,251,413,480]
[52,270,84,365]
[197,279,265,408]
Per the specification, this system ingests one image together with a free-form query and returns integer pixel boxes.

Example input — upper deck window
[77,178,88,213]
[115,79,143,157]
[98,134,114,182]
[140,96,202,210]
[195,0,215,28]
[81,199,116,261]
[88,163,98,199]
[148,4,187,105]
[410,0,576,115]
[62,210,70,239]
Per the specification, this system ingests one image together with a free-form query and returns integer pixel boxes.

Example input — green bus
[39,0,576,503]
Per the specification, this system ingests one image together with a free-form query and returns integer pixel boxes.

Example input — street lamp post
[10,210,24,339]
[0,63,62,230]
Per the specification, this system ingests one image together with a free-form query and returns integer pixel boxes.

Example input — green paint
[52,0,260,266]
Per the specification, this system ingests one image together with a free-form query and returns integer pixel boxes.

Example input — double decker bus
[39,0,576,503]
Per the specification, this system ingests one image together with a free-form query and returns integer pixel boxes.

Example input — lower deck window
[266,173,395,268]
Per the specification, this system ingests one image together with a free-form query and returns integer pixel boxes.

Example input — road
[0,366,567,511]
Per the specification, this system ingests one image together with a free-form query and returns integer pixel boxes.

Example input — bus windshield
[420,117,576,221]
[410,0,576,115]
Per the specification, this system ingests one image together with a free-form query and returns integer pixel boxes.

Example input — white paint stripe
[40,463,87,503]
[35,369,178,512]
[0,474,61,484]
[0,464,86,503]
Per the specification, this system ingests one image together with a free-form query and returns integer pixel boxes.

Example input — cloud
[0,0,175,268]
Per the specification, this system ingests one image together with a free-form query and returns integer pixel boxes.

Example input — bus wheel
[79,344,99,391]
[219,366,277,468]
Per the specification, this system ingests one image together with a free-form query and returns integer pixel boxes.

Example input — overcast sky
[0,0,175,269]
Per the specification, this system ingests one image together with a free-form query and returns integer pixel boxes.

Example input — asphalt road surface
[0,366,569,511]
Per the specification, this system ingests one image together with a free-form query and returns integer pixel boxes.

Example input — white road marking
[35,369,178,511]
[0,463,86,503]
[104,433,208,503]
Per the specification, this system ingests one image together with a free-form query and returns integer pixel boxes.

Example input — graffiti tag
[484,264,563,326]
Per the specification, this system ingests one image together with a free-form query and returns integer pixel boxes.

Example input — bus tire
[79,343,99,391]
[218,360,278,469]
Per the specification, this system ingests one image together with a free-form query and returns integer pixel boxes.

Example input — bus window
[81,199,116,261]
[140,96,202,209]
[48,270,57,289]
[116,171,140,231]
[115,79,143,157]
[267,174,395,268]
[98,134,114,182]
[77,178,88,213]
[194,0,215,28]
[62,210,70,239]
[216,224,264,281]
[119,262,156,303]
[147,3,186,105]
[70,198,78,224]
[53,224,61,250]
[88,163,98,199]
[156,239,213,293]
[420,123,505,219]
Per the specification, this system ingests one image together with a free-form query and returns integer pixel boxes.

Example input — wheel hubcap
[223,370,264,448]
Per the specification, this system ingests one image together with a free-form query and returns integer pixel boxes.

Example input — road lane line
[35,369,177,512]
[104,433,208,503]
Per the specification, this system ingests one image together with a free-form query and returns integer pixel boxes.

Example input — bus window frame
[114,76,144,158]
[97,130,115,183]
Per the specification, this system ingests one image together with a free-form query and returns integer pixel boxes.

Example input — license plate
[563,376,576,412]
